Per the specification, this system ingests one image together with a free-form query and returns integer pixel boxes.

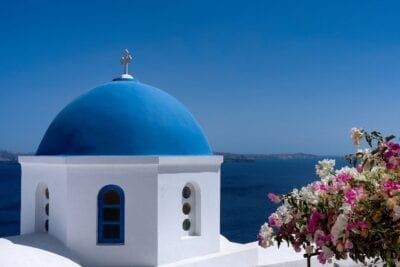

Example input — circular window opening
[45,188,49,199]
[45,203,49,216]
[45,220,49,232]
[182,203,191,215]
[182,219,191,231]
[182,186,191,199]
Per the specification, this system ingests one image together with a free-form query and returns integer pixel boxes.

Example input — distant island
[0,150,32,162]
[215,152,325,163]
[0,150,326,163]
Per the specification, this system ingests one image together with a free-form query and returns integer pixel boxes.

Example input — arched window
[97,185,125,244]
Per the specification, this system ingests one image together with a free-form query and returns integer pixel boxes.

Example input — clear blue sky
[1,0,399,155]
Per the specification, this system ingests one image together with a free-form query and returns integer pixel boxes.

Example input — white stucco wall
[19,155,222,267]
[65,157,159,267]
[157,156,222,265]
[20,157,69,244]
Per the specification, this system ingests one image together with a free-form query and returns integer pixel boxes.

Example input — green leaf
[371,131,382,137]
[366,135,373,147]
[385,135,396,142]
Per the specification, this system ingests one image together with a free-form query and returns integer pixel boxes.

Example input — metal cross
[120,49,133,75]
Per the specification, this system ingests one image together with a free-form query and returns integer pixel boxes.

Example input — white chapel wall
[19,157,69,243]
[64,157,159,267]
[157,156,222,265]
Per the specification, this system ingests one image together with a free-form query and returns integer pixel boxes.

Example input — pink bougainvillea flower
[386,163,395,170]
[317,252,327,264]
[268,213,281,227]
[346,223,356,231]
[344,239,353,250]
[344,189,357,205]
[383,180,400,192]
[267,193,281,204]
[314,230,331,247]
[307,209,321,233]
[382,142,400,170]
[311,182,328,192]
[311,182,320,192]
[347,220,367,231]
[336,172,352,183]
[319,183,328,192]
[384,150,394,159]
[358,221,368,229]
[356,165,363,173]
[293,241,302,252]
[386,142,400,151]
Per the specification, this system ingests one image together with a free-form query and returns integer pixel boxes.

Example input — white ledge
[19,155,223,165]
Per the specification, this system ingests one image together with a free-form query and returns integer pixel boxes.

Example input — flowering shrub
[258,128,400,266]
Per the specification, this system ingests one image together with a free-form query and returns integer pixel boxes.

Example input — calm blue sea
[0,158,346,243]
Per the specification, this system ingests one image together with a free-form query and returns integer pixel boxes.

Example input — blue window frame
[97,185,125,244]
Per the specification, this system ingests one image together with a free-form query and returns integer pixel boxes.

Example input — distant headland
[0,150,327,163]
[0,150,32,162]
[215,152,324,163]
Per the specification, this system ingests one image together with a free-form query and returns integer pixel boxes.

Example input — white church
[0,51,359,267]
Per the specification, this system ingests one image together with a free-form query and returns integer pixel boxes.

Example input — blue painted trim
[97,185,125,244]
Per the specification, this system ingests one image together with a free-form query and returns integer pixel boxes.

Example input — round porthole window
[182,186,191,199]
[182,219,191,231]
[45,203,49,216]
[45,188,49,199]
[45,219,49,232]
[182,203,191,215]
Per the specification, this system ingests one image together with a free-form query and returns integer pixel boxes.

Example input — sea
[0,157,346,244]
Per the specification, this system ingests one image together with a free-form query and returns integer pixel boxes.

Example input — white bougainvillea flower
[258,223,274,248]
[336,166,366,182]
[393,206,400,221]
[351,127,364,146]
[331,213,349,245]
[276,205,293,224]
[299,184,319,205]
[316,159,336,179]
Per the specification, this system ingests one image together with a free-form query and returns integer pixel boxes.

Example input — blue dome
[36,79,212,156]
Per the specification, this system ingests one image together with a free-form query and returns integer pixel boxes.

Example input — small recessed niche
[182,186,191,199]
[182,203,191,215]
[182,219,191,231]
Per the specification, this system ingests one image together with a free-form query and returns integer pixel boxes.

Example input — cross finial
[120,49,133,79]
